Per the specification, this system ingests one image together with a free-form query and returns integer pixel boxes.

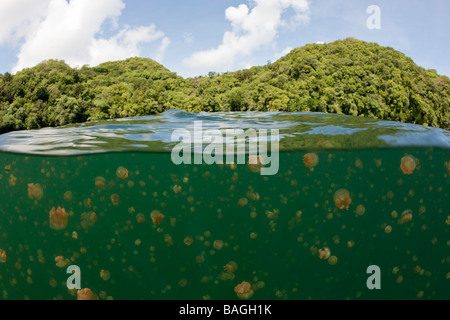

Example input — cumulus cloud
[0,0,169,73]
[183,0,310,73]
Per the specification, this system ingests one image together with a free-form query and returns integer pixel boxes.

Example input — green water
[0,111,449,300]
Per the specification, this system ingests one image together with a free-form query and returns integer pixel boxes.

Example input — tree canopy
[1,38,449,134]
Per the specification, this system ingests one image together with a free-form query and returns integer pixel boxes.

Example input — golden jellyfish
[100,270,111,281]
[213,240,224,250]
[400,155,418,175]
[247,155,265,173]
[328,256,338,265]
[445,162,450,175]
[95,176,106,189]
[116,166,128,179]
[80,211,98,229]
[303,153,319,169]
[234,281,253,299]
[0,249,6,263]
[28,183,43,200]
[150,210,165,225]
[110,194,120,206]
[224,261,238,273]
[77,288,99,300]
[55,256,70,268]
[49,207,68,230]
[64,191,73,202]
[333,189,352,210]
[136,213,146,224]
[355,204,365,216]
[400,210,413,223]
[238,197,248,207]
[9,174,17,186]
[318,247,331,260]
[184,236,194,246]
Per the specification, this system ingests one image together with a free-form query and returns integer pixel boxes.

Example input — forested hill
[1,38,449,133]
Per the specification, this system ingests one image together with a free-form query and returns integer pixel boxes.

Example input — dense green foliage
[1,38,449,133]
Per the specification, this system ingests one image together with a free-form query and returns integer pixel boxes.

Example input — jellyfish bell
[303,153,319,169]
[318,247,331,260]
[333,189,352,210]
[400,210,413,223]
[77,288,99,300]
[234,281,254,299]
[116,166,128,179]
[49,206,68,230]
[95,176,106,189]
[28,183,43,200]
[150,210,165,225]
[400,155,418,175]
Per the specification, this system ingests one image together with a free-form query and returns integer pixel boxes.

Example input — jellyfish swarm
[333,189,352,210]
[27,183,43,200]
[400,155,418,175]
[303,153,319,169]
[49,207,69,230]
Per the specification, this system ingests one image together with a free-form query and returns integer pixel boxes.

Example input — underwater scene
[0,110,448,300]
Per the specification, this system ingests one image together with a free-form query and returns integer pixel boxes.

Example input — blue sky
[0,0,449,78]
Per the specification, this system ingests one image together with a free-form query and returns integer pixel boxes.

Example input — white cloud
[0,0,51,45]
[183,0,310,73]
[2,0,169,73]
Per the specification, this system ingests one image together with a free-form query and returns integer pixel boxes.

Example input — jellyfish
[55,256,69,268]
[318,247,331,260]
[400,210,413,223]
[213,240,224,250]
[9,174,17,186]
[100,270,111,281]
[355,204,365,216]
[445,162,450,175]
[400,155,418,175]
[150,210,165,225]
[77,288,99,300]
[247,155,265,173]
[333,189,352,210]
[28,183,44,200]
[328,256,338,265]
[184,236,194,246]
[0,249,6,263]
[95,176,105,189]
[64,191,73,202]
[303,153,319,169]
[136,213,146,224]
[116,166,128,179]
[385,225,392,234]
[238,198,248,207]
[224,261,238,273]
[81,211,98,229]
[110,194,120,206]
[49,207,68,230]
[234,281,254,299]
